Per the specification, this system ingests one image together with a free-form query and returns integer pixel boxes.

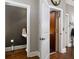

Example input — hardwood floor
[6,47,73,59]
[50,47,74,59]
[6,49,39,59]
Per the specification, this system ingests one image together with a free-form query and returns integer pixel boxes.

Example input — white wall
[66,4,74,24]
[65,0,74,6]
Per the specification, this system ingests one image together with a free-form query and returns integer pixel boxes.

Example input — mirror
[5,1,39,59]
[5,3,28,59]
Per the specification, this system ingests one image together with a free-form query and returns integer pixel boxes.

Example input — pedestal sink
[22,28,27,51]
[22,28,27,37]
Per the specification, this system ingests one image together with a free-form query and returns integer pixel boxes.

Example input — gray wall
[6,0,39,52]
[6,5,27,47]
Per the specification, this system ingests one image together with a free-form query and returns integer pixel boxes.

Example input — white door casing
[49,6,66,53]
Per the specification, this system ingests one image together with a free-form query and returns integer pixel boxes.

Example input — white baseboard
[50,52,56,55]
[5,45,26,52]
[60,48,66,53]
[6,45,40,57]
[27,51,40,57]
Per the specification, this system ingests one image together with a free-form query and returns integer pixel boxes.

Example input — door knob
[40,38,45,40]
[60,33,62,35]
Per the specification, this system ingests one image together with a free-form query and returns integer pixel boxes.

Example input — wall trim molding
[60,48,66,53]
[27,51,40,57]
[5,45,26,52]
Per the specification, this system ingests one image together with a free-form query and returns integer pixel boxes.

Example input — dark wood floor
[5,49,39,59]
[50,47,74,59]
[6,47,73,59]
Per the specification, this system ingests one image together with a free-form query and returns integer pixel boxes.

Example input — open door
[50,11,56,53]
[39,0,50,59]
[50,11,60,53]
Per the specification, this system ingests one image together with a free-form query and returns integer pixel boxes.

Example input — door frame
[5,0,31,56]
[49,5,65,53]
[50,11,60,54]
[65,13,70,47]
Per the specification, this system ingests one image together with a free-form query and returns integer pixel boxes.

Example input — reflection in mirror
[22,28,27,37]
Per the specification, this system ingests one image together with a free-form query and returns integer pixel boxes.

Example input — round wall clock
[51,0,61,6]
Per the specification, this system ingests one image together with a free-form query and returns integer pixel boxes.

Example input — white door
[58,11,64,53]
[39,0,50,59]
[64,14,70,47]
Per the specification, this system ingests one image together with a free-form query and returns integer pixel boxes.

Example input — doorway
[64,14,70,47]
[5,1,30,57]
[39,0,64,58]
[50,11,60,54]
